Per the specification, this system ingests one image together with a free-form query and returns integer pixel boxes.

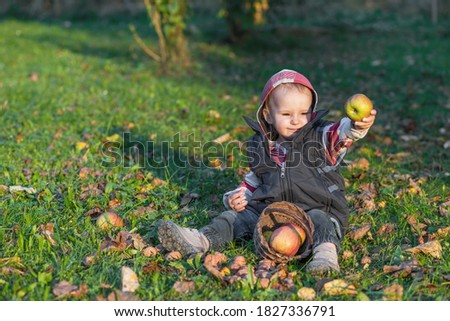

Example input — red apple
[345,93,373,122]
[287,223,306,246]
[269,224,300,256]
[96,211,124,230]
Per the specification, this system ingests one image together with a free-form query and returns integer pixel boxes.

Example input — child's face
[263,86,313,142]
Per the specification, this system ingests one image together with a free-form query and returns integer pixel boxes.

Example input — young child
[158,69,377,275]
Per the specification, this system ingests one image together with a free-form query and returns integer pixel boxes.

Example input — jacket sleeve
[322,117,369,166]
[222,170,261,210]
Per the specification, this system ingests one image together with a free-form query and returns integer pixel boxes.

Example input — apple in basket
[269,224,303,256]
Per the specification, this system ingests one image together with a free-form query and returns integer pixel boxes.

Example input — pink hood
[256,69,318,140]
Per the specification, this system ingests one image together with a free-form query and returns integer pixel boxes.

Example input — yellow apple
[269,224,300,256]
[345,93,373,122]
[96,212,124,230]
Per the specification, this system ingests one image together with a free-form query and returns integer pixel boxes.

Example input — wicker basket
[254,201,314,264]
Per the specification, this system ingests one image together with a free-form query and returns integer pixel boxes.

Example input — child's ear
[263,107,273,124]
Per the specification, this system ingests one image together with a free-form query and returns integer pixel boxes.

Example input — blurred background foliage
[2,0,448,71]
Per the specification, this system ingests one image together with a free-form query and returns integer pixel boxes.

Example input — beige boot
[157,220,210,257]
[305,242,340,276]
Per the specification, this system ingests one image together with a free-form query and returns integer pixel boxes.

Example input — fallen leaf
[347,224,371,240]
[1,267,25,275]
[9,186,37,194]
[405,240,442,258]
[143,262,164,274]
[108,198,121,209]
[106,134,120,142]
[121,266,139,293]
[433,226,450,238]
[204,252,228,269]
[115,231,146,251]
[213,133,232,144]
[28,72,39,81]
[377,223,395,235]
[382,284,403,301]
[297,287,316,300]
[79,167,92,179]
[165,251,182,261]
[322,279,357,296]
[180,192,200,207]
[85,206,103,218]
[52,280,78,298]
[342,250,354,260]
[142,246,160,257]
[76,142,89,151]
[82,252,98,267]
[348,158,370,171]
[39,223,56,245]
[173,281,195,294]
[438,201,450,218]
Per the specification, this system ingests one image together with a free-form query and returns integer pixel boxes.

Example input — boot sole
[157,220,199,257]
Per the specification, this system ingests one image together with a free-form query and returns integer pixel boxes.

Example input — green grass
[0,10,449,301]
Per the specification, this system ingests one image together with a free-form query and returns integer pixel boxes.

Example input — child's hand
[353,109,377,130]
[228,188,248,212]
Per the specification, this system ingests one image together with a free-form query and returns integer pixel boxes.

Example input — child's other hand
[228,188,248,212]
[353,109,377,130]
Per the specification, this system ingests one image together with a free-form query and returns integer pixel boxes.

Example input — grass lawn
[0,9,449,301]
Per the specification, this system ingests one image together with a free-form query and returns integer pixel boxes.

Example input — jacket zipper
[279,149,293,202]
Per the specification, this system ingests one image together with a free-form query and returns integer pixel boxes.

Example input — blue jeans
[200,207,342,252]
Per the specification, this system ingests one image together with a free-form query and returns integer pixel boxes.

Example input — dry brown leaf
[382,284,403,301]
[377,223,395,235]
[438,201,450,217]
[259,278,270,289]
[382,259,420,277]
[28,72,39,81]
[79,167,92,179]
[173,281,195,294]
[85,206,103,218]
[204,252,228,269]
[108,198,122,209]
[52,280,78,298]
[180,192,200,207]
[82,252,98,267]
[131,204,155,218]
[1,266,25,275]
[70,283,89,299]
[39,223,56,245]
[143,262,165,274]
[121,266,139,293]
[213,133,232,144]
[348,158,370,171]
[405,215,427,231]
[142,246,160,257]
[151,178,168,187]
[297,287,316,300]
[204,263,227,285]
[433,226,450,238]
[405,240,442,258]
[100,236,124,252]
[115,231,146,251]
[347,224,371,240]
[322,279,357,296]
[165,251,183,261]
[342,250,354,260]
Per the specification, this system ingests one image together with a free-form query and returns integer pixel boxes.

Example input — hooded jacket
[243,69,350,235]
